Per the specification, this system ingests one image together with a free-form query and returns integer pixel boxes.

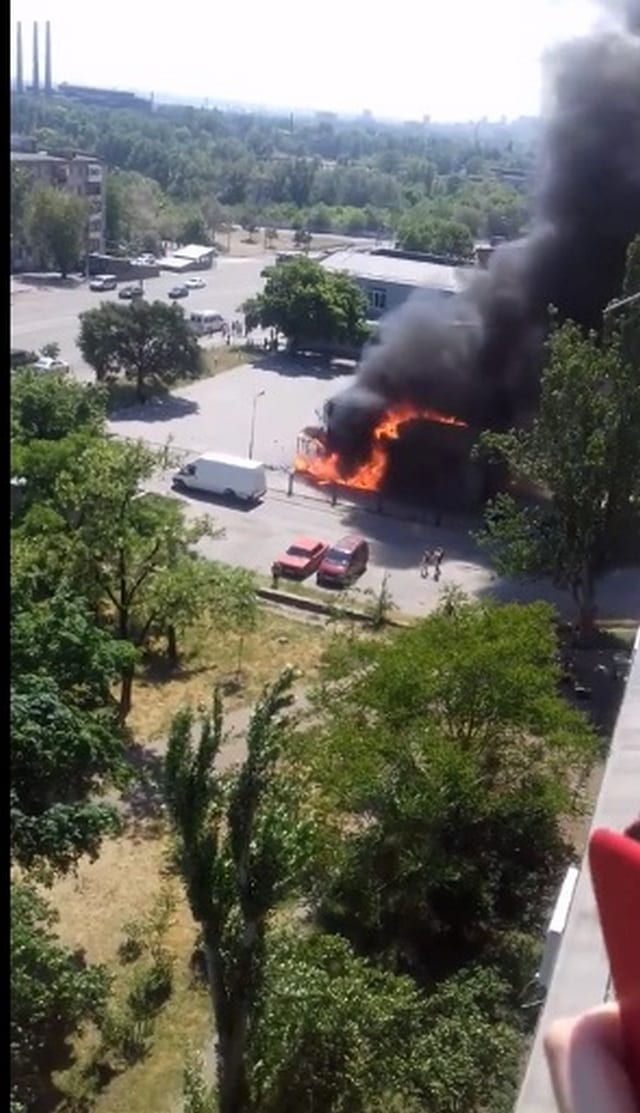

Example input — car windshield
[287,545,315,558]
[325,548,350,565]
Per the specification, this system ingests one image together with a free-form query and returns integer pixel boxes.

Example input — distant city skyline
[10,0,619,123]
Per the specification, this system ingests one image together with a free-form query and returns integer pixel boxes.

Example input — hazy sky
[11,0,614,121]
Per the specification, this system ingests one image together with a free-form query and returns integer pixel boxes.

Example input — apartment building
[11,146,106,271]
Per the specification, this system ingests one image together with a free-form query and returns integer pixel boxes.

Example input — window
[368,287,387,311]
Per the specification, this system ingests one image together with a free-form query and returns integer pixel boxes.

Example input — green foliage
[476,316,640,634]
[182,1050,216,1113]
[11,368,106,444]
[362,571,396,628]
[300,599,597,978]
[251,930,520,1113]
[11,881,110,1113]
[396,213,474,257]
[26,185,87,276]
[249,257,369,350]
[165,669,320,1113]
[10,589,132,873]
[77,299,202,400]
[126,949,175,1020]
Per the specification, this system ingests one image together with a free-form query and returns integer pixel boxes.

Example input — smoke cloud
[325,6,640,491]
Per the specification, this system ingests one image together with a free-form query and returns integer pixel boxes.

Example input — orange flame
[294,403,467,493]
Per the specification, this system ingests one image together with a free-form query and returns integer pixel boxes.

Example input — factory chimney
[32,21,40,93]
[16,22,24,93]
[44,21,52,94]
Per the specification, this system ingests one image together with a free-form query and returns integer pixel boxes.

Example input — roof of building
[173,243,216,261]
[11,150,65,163]
[321,249,474,293]
[159,256,194,272]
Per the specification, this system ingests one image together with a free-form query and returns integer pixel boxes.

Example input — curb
[256,586,411,627]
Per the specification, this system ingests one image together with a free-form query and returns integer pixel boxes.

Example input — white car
[185,276,206,289]
[33,356,70,373]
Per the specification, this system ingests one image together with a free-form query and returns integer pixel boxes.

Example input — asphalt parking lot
[10,255,269,379]
[11,263,640,622]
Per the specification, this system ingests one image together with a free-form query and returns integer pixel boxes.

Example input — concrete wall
[354,275,455,320]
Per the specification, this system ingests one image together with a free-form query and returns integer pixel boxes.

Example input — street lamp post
[248,390,265,459]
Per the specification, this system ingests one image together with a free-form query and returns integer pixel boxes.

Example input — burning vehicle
[295,3,640,509]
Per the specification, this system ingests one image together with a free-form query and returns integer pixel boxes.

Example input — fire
[294,403,467,493]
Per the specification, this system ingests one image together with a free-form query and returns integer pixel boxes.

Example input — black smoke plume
[325,5,640,498]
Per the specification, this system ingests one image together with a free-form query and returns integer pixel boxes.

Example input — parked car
[275,537,328,579]
[118,285,144,300]
[168,285,189,299]
[32,356,70,373]
[185,276,206,289]
[316,534,369,587]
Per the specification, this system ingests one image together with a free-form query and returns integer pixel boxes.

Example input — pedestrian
[420,549,431,579]
[271,561,281,589]
[433,547,444,582]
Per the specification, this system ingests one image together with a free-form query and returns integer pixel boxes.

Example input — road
[10,255,269,379]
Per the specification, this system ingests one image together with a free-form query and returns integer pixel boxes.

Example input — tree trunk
[576,571,598,644]
[136,369,145,403]
[119,664,134,720]
[203,936,252,1113]
[167,624,178,667]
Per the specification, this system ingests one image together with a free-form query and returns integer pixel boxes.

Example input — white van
[173,452,267,503]
[188,310,226,336]
[89,274,118,291]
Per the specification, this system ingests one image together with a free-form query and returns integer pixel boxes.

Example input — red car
[316,534,369,587]
[274,536,328,579]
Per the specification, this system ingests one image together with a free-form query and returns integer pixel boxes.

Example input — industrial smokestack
[325,4,640,497]
[16,22,24,94]
[44,21,52,94]
[32,21,40,93]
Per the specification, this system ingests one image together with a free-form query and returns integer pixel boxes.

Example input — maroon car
[316,534,370,587]
[274,536,328,579]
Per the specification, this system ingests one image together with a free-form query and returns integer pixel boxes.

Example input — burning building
[296,2,640,508]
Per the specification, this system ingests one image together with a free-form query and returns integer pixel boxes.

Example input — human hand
[544,1003,639,1113]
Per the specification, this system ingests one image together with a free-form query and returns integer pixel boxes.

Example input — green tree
[78,300,202,401]
[11,881,110,1113]
[298,599,597,978]
[44,437,215,712]
[249,257,368,352]
[292,226,312,252]
[26,185,87,277]
[11,368,106,444]
[476,319,640,638]
[11,590,133,873]
[396,213,473,257]
[252,931,520,1113]
[609,234,640,371]
[164,669,317,1113]
[11,164,33,256]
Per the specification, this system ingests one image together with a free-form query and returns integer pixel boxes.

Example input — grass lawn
[46,606,332,1113]
[127,604,332,746]
[50,832,212,1113]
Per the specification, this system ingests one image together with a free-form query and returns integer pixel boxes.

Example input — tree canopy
[12,92,532,254]
[26,185,87,277]
[11,881,110,1113]
[295,597,598,980]
[78,299,202,400]
[246,258,369,351]
[476,311,640,636]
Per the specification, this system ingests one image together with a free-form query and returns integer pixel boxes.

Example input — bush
[100,1008,152,1067]
[127,949,174,1020]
